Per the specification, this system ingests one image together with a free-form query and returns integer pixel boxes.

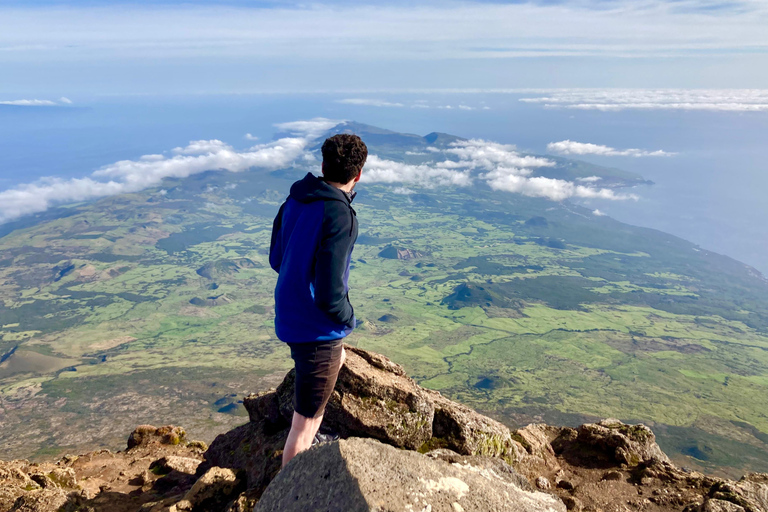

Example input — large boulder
[255,437,566,512]
[128,425,188,450]
[705,473,768,512]
[571,419,670,467]
[243,346,525,459]
[207,346,527,496]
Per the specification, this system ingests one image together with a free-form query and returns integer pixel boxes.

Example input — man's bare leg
[282,347,347,468]
[282,412,323,468]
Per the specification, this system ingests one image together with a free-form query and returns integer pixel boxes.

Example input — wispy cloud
[547,140,673,157]
[337,98,404,108]
[338,98,481,111]
[0,123,323,224]
[2,2,767,61]
[521,89,768,112]
[274,118,343,139]
[0,97,72,106]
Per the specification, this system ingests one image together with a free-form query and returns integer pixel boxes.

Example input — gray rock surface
[575,419,670,466]
[708,473,768,512]
[182,467,241,511]
[255,437,566,512]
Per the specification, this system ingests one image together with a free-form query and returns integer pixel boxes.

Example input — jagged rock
[29,473,57,489]
[243,389,281,425]
[183,467,242,512]
[536,476,551,490]
[516,424,559,458]
[218,346,526,497]
[151,456,202,476]
[9,488,69,512]
[128,425,187,450]
[423,448,533,491]
[48,467,78,488]
[426,389,526,463]
[245,346,524,458]
[700,500,747,512]
[575,419,670,467]
[601,470,623,481]
[708,473,768,512]
[561,495,583,512]
[130,469,155,486]
[198,421,286,500]
[315,346,435,451]
[254,437,566,512]
[224,493,257,512]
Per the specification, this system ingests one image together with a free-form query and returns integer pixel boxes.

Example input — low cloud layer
[0,118,340,224]
[338,98,482,111]
[364,138,635,201]
[0,119,638,224]
[0,97,72,106]
[547,140,673,157]
[337,98,405,108]
[520,89,768,112]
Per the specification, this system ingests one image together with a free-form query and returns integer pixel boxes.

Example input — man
[269,133,367,467]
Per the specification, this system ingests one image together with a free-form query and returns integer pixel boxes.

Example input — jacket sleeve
[269,202,286,273]
[313,202,355,327]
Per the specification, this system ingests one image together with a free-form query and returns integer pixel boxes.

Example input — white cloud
[0,119,641,224]
[577,176,601,182]
[361,155,472,188]
[172,139,232,155]
[245,133,259,141]
[0,122,323,224]
[0,99,57,106]
[593,209,607,216]
[363,137,634,202]
[522,89,768,112]
[547,140,673,157]
[442,139,556,170]
[274,118,343,139]
[337,98,404,108]
[458,105,474,111]
[0,97,73,106]
[484,168,638,202]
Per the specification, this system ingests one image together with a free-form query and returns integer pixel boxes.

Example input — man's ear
[354,169,362,183]
[321,162,325,177]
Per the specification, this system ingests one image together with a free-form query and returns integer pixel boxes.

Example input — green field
[1,123,768,478]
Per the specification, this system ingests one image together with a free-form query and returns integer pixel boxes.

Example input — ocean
[1,92,767,275]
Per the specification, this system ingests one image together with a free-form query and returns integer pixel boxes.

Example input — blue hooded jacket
[269,173,358,343]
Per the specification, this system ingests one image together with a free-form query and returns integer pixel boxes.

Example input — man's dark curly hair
[321,134,368,184]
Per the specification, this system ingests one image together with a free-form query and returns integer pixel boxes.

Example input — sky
[1,0,768,273]
[1,0,768,96]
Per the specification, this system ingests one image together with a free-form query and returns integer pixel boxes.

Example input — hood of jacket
[289,172,354,205]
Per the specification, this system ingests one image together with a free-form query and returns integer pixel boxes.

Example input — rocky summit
[1,346,767,512]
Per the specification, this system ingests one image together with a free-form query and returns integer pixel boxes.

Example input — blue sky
[1,0,767,96]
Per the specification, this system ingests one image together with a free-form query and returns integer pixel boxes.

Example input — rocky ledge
[1,346,767,512]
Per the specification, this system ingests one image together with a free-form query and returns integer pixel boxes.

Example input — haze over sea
[2,92,767,275]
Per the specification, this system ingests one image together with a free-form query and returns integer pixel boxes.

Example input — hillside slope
[1,122,767,476]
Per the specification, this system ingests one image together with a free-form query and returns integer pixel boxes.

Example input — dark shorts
[287,339,344,419]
